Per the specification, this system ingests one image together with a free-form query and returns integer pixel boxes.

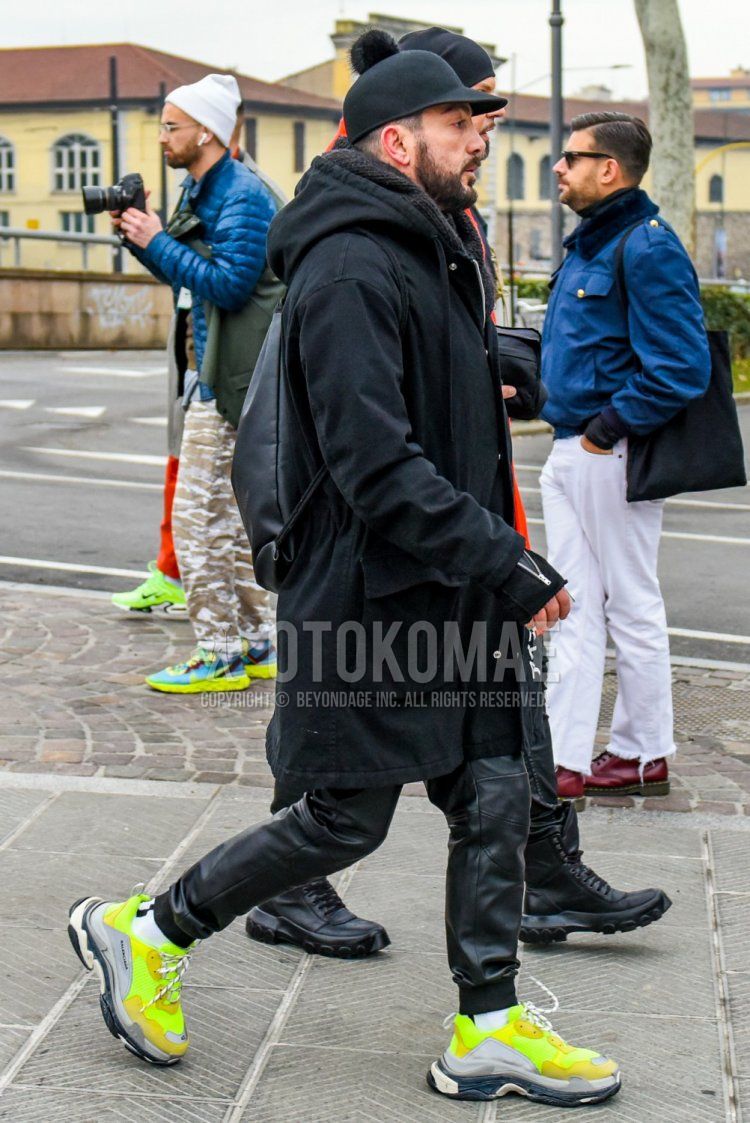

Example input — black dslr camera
[81,172,147,215]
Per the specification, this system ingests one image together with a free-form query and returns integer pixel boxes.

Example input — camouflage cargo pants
[172,401,272,657]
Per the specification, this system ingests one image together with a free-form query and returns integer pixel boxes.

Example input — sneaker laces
[141,949,192,1011]
[303,879,346,919]
[521,973,560,1033]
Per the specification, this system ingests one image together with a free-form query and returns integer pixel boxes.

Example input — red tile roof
[691,75,750,90]
[0,43,341,114]
[501,91,750,141]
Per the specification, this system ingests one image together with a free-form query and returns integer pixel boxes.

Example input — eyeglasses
[560,150,615,168]
[159,123,200,135]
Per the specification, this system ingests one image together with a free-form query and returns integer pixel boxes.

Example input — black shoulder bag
[615,227,746,502]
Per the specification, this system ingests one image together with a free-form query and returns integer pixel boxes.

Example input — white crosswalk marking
[0,399,34,410]
[45,407,106,419]
[24,447,164,466]
[57,366,164,379]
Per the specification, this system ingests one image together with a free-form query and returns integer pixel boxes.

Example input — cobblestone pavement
[2,583,750,815]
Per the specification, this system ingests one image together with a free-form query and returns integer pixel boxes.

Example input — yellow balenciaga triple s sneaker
[429,1006,621,1106]
[68,893,192,1065]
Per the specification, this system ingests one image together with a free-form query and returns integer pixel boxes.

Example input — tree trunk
[634,0,696,254]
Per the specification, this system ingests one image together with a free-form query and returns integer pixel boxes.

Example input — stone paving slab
[0,789,51,845]
[2,585,750,817]
[0,775,743,1121]
[12,790,213,859]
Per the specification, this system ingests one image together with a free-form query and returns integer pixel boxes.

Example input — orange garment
[466,204,531,546]
[156,455,181,580]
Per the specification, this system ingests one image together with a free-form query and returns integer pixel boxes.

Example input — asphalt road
[1,349,749,666]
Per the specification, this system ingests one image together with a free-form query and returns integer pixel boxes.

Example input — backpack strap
[613,222,643,314]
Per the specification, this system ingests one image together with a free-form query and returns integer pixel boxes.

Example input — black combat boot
[246,878,390,958]
[521,815,671,944]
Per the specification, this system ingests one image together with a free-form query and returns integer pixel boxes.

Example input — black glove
[493,549,566,623]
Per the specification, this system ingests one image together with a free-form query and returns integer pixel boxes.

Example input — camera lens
[81,187,107,215]
[81,185,123,215]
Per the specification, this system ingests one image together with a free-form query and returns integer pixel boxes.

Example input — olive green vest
[167,170,286,430]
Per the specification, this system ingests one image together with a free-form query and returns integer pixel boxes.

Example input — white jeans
[540,436,675,773]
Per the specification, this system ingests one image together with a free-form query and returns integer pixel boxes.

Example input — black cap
[343,50,508,145]
[399,27,497,89]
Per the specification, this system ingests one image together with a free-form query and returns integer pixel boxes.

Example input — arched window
[53,134,101,192]
[538,155,551,201]
[709,173,724,204]
[0,137,15,192]
[507,153,525,201]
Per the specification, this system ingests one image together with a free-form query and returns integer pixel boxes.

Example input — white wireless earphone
[198,132,209,146]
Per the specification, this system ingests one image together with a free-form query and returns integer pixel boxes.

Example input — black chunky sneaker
[245,879,390,958]
[521,831,671,944]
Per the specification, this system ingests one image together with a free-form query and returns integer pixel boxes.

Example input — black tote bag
[625,329,747,501]
[614,228,747,502]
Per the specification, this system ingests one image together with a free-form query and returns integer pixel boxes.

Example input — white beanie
[165,74,241,148]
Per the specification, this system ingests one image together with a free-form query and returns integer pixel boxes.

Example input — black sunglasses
[560,150,615,168]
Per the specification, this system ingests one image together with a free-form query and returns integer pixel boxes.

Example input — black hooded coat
[263,147,563,790]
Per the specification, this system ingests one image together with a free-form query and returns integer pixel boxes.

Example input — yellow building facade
[692,68,750,111]
[0,43,340,273]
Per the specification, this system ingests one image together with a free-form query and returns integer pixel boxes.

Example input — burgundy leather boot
[556,766,585,800]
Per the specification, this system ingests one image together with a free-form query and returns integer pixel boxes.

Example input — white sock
[131,899,171,948]
[474,1007,512,1032]
[163,573,182,588]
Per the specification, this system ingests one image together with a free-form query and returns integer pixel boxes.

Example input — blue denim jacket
[541,189,710,439]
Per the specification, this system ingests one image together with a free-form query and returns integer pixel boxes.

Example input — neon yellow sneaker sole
[246,662,277,680]
[145,672,251,694]
[68,894,191,1066]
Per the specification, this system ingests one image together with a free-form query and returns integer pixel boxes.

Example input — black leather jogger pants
[154,753,530,1014]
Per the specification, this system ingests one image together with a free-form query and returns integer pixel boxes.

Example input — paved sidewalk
[0,770,746,1121]
[2,584,750,813]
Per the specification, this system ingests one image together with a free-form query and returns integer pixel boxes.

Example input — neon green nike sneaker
[112,562,186,614]
[428,1006,620,1105]
[146,647,250,693]
[68,893,192,1065]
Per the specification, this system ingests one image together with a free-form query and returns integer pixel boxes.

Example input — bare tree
[634,0,695,253]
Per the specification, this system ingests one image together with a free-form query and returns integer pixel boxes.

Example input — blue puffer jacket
[541,188,710,439]
[132,152,276,373]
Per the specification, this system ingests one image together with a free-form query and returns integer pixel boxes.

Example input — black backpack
[231,304,326,593]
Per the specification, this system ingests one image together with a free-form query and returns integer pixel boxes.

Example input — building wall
[0,105,338,272]
[254,114,337,192]
[283,58,351,102]
[0,268,172,348]
[693,87,750,111]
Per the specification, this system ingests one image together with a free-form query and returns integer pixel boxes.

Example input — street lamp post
[549,0,564,269]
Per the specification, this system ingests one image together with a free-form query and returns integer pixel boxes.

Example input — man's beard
[414,138,478,212]
[165,145,199,170]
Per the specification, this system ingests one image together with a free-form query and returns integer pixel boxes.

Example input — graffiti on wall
[84,285,154,332]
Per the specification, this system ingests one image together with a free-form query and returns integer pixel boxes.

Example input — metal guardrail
[0,227,120,270]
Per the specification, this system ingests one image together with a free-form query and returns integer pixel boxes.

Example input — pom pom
[350,29,400,75]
